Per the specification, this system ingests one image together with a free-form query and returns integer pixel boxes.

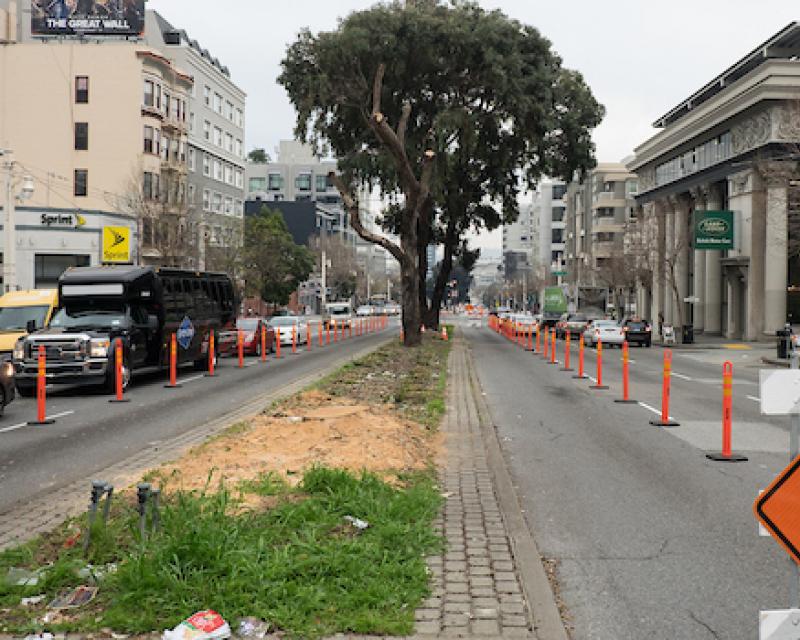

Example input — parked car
[621,318,652,347]
[323,302,353,329]
[583,319,625,347]
[219,317,275,357]
[356,305,375,317]
[556,313,594,339]
[384,303,401,316]
[13,266,236,395]
[0,289,59,360]
[269,316,309,346]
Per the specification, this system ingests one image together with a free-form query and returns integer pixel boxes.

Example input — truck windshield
[0,305,50,332]
[50,304,127,330]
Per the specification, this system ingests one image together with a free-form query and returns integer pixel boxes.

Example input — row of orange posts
[488,314,746,463]
[29,315,390,425]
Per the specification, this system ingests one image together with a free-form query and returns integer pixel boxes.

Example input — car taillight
[646,325,651,332]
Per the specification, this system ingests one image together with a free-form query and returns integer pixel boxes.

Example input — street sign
[760,370,800,415]
[760,609,800,639]
[553,271,568,277]
[754,455,800,564]
[694,210,734,250]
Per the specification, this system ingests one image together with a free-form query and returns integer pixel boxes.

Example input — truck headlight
[0,361,13,378]
[12,340,24,361]
[90,338,111,358]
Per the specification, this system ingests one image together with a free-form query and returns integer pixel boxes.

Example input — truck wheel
[104,356,131,394]
[16,384,36,398]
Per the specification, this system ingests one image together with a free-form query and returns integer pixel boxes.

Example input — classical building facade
[629,22,800,340]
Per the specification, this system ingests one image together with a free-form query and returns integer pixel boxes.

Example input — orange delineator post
[527,326,533,351]
[276,333,282,359]
[164,333,180,388]
[442,326,448,341]
[649,350,679,426]
[543,327,550,359]
[318,322,323,347]
[573,334,587,379]
[292,326,297,354]
[706,361,747,461]
[238,329,244,368]
[590,339,609,390]
[549,330,557,364]
[261,326,267,363]
[307,323,312,351]
[333,322,338,343]
[561,332,573,371]
[615,341,637,404]
[535,325,541,354]
[326,323,331,345]
[29,345,55,424]
[109,338,130,403]
[209,331,218,375]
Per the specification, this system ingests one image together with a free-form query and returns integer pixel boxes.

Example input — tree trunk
[401,239,422,347]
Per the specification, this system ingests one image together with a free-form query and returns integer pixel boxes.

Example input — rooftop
[151,11,230,78]
[653,21,800,129]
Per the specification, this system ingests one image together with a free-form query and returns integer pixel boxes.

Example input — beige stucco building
[0,0,194,289]
[629,22,800,341]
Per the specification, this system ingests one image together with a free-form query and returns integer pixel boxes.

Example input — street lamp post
[1,150,34,293]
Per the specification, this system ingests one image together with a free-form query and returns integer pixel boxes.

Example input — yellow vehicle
[0,289,58,357]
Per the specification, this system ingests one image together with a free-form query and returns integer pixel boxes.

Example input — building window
[295,173,312,191]
[225,132,233,153]
[189,112,195,132]
[188,148,195,172]
[74,122,88,151]
[552,206,565,222]
[213,93,223,114]
[204,85,211,106]
[235,169,243,189]
[164,93,171,118]
[203,189,210,211]
[36,255,90,288]
[74,169,87,197]
[552,184,567,200]
[143,79,154,107]
[188,183,195,204]
[268,173,284,190]
[212,159,221,181]
[203,120,211,141]
[224,197,233,215]
[143,125,154,154]
[75,76,89,103]
[315,174,330,192]
[234,199,243,216]
[235,139,243,158]
[212,192,222,212]
[551,229,564,244]
[213,126,222,147]
[596,232,616,242]
[235,108,243,128]
[224,164,233,185]
[249,177,266,192]
[203,154,211,177]
[143,172,159,200]
[596,207,615,218]
[225,100,234,121]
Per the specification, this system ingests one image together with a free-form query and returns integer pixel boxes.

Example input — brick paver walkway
[413,338,536,638]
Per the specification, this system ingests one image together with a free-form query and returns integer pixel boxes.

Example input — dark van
[13,266,235,395]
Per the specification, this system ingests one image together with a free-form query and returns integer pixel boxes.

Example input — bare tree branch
[372,63,386,117]
[397,100,412,149]
[329,171,406,265]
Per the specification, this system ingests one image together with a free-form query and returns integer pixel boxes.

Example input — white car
[269,316,309,346]
[356,305,374,317]
[583,319,625,347]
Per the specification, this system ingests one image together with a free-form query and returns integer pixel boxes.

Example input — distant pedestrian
[658,311,664,338]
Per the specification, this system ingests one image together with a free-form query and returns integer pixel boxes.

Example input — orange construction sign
[754,454,800,564]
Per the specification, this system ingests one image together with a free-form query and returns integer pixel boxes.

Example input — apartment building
[0,0,202,286]
[532,181,567,283]
[146,12,246,262]
[501,200,537,279]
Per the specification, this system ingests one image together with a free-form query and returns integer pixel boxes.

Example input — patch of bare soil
[155,390,441,491]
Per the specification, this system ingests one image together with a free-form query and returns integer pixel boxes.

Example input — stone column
[672,195,690,332]
[650,203,665,333]
[765,169,790,334]
[690,188,705,333]
[664,207,675,326]
[704,184,723,334]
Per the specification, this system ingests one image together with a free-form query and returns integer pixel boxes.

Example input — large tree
[280,1,603,345]
[244,207,315,305]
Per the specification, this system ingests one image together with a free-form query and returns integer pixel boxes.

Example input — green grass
[0,469,443,638]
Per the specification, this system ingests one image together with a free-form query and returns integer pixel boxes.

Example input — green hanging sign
[694,210,734,250]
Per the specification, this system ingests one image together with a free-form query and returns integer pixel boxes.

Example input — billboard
[31,0,145,37]
[694,210,734,250]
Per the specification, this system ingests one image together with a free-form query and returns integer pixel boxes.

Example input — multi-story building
[629,22,800,340]
[0,0,203,287]
[536,181,568,283]
[502,200,537,279]
[146,12,246,266]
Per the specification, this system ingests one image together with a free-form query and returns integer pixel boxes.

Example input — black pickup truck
[13,266,235,395]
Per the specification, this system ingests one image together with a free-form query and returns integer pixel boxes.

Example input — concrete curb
[762,357,791,368]
[461,340,569,640]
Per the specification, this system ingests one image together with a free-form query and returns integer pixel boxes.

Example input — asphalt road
[462,318,794,640]
[0,324,393,514]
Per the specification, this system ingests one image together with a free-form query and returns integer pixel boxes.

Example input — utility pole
[321,249,327,311]
[1,150,33,294]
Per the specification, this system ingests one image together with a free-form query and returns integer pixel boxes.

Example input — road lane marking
[48,410,75,420]
[180,374,205,385]
[672,373,692,381]
[244,361,257,368]
[587,376,598,383]
[0,422,27,434]
[638,401,677,422]
[747,395,761,403]
[0,410,75,434]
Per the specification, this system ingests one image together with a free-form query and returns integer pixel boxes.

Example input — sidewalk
[409,336,565,639]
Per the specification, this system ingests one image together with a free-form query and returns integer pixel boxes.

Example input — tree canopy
[244,208,315,305]
[246,148,271,163]
[279,0,604,341]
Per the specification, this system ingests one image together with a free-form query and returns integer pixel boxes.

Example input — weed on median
[0,329,453,637]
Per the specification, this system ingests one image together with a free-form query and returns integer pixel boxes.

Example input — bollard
[136,482,151,541]
[261,326,267,363]
[649,350,680,426]
[318,322,323,347]
[706,361,748,461]
[543,327,550,359]
[292,325,297,354]
[238,329,244,368]
[550,330,557,364]
[207,331,218,376]
[326,323,331,345]
[349,322,352,339]
[614,341,637,404]
[110,338,130,403]
[442,326,448,341]
[163,333,181,388]
[333,321,338,343]
[275,331,282,359]
[535,325,541,354]
[590,339,609,390]
[527,326,533,351]
[307,323,312,351]
[573,334,588,379]
[561,332,573,372]
[29,345,56,425]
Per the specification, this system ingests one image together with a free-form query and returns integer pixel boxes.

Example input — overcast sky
[147,0,799,252]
